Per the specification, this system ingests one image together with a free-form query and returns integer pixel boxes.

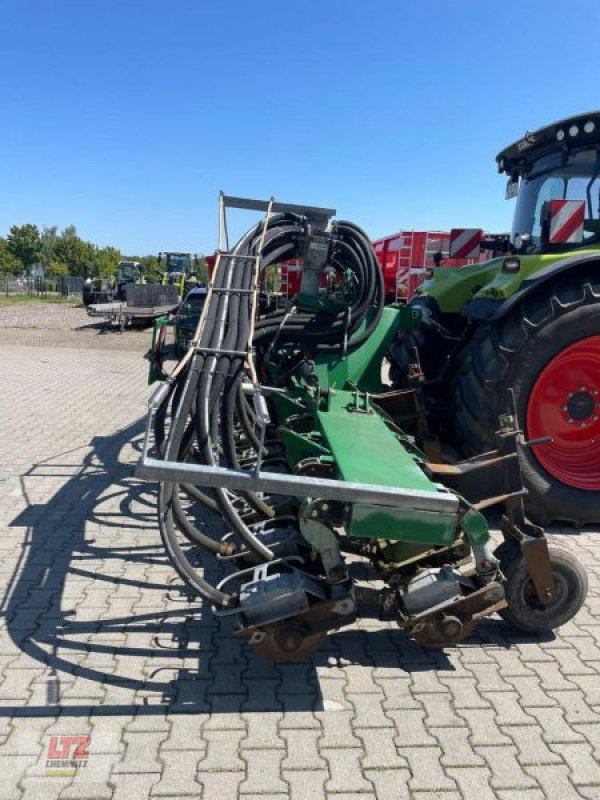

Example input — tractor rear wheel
[452,273,600,525]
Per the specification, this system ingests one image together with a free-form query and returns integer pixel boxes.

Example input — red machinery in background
[372,229,498,301]
[206,254,217,277]
[209,228,508,302]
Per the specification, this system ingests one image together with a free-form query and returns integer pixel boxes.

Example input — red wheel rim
[527,335,600,490]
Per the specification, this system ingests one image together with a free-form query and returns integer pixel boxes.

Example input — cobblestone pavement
[1,327,599,800]
[0,301,99,330]
[0,302,150,350]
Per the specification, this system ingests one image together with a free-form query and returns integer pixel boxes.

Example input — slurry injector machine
[136,195,587,661]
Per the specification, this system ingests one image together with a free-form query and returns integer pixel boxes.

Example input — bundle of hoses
[156,213,384,607]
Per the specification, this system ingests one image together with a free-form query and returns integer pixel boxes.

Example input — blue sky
[2,0,599,255]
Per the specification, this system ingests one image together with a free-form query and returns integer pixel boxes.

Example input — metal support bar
[209,288,256,295]
[191,346,249,357]
[222,194,336,219]
[241,382,288,396]
[216,254,259,262]
[521,536,556,606]
[136,454,458,514]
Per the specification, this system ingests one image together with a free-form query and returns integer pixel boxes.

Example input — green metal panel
[418,260,502,313]
[279,427,331,465]
[471,247,600,301]
[314,389,457,543]
[316,390,432,490]
[271,391,309,422]
[350,504,456,545]
[460,507,490,546]
[313,306,406,393]
[266,307,472,547]
[420,246,600,313]
[147,316,171,385]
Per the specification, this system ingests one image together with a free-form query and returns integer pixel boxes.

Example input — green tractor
[82,259,145,305]
[158,251,198,297]
[389,112,600,527]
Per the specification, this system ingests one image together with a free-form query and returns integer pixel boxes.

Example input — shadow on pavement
[3,419,555,719]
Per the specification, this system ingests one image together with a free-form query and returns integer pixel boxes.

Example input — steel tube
[136,456,458,514]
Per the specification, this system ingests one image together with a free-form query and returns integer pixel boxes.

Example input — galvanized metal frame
[136,193,459,517]
[136,402,458,514]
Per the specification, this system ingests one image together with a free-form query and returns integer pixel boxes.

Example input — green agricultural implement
[390,111,600,527]
[136,192,587,661]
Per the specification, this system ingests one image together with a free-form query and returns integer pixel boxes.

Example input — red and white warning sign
[395,266,411,298]
[547,199,585,244]
[449,228,483,259]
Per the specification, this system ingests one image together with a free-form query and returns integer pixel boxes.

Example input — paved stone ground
[1,315,599,800]
[0,301,93,330]
[0,302,150,351]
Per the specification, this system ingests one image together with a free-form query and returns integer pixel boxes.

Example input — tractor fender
[465,252,600,321]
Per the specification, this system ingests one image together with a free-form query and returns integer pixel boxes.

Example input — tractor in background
[389,111,600,526]
[82,259,145,306]
[158,251,199,298]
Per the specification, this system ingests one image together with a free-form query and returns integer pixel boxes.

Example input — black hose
[155,212,382,604]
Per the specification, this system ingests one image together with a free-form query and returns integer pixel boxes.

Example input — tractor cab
[116,260,143,282]
[395,111,600,528]
[161,251,194,277]
[82,276,113,306]
[497,112,600,253]
[159,252,194,280]
[158,251,197,296]
[115,260,144,301]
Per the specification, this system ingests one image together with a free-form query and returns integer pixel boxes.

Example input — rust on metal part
[409,581,507,648]
[428,451,519,477]
[521,536,556,605]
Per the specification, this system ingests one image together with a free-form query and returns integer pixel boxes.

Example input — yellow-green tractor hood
[416,246,600,319]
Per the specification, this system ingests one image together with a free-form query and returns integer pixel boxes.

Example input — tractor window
[513,148,600,246]
[529,151,563,178]
[118,264,138,280]
[565,176,600,222]
[166,254,191,273]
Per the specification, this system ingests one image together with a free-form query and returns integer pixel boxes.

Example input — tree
[137,254,160,272]
[134,254,160,283]
[54,232,96,277]
[6,224,42,271]
[45,261,69,279]
[0,238,22,276]
[62,224,77,239]
[263,263,280,293]
[195,256,209,284]
[40,226,59,269]
[94,246,121,278]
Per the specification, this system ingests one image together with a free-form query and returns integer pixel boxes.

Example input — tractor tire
[452,273,600,526]
[388,299,450,387]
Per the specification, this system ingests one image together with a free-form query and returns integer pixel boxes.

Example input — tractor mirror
[506,178,519,199]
